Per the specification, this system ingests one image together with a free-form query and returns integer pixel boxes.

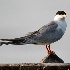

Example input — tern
[0,11,67,54]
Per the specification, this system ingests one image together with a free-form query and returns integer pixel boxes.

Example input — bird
[0,11,67,54]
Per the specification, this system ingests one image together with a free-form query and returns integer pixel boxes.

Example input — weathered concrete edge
[42,63,70,67]
[0,63,70,67]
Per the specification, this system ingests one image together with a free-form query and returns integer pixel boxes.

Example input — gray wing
[23,21,58,39]
[0,21,58,41]
[33,21,63,44]
[0,21,59,45]
[38,21,58,34]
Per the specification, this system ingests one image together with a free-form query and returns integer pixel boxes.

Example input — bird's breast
[56,21,67,33]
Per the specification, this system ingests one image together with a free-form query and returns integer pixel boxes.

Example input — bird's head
[54,11,67,21]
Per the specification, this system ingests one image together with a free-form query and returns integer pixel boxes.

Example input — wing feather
[38,21,58,34]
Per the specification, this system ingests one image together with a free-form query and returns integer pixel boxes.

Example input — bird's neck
[54,15,65,21]
[54,20,67,33]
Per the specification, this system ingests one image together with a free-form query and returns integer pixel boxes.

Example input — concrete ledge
[0,63,70,70]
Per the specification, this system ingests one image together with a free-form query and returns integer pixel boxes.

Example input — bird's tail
[0,37,28,46]
[0,36,37,46]
[0,31,39,46]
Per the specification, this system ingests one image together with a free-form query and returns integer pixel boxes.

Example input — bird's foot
[46,45,55,54]
[48,50,55,54]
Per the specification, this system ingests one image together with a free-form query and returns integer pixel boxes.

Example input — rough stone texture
[0,63,70,70]
[40,53,64,63]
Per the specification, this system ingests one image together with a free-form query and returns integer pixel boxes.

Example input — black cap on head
[56,11,66,15]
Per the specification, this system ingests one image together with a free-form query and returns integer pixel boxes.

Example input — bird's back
[32,21,67,44]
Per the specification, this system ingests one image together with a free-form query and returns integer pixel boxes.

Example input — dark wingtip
[0,39,6,41]
[0,42,3,46]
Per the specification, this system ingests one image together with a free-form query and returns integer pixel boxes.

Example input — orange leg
[46,45,55,54]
